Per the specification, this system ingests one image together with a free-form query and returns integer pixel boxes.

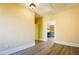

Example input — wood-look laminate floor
[11,38,79,55]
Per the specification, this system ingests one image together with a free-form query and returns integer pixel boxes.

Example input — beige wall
[55,7,79,44]
[0,4,35,51]
[43,6,79,45]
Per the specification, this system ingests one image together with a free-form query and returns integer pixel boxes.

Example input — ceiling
[25,3,79,16]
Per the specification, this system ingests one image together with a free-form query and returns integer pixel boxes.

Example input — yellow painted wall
[0,4,35,51]
[35,17,42,40]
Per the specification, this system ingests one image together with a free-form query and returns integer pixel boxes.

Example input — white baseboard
[35,39,47,41]
[40,38,47,41]
[0,43,35,55]
[54,40,79,47]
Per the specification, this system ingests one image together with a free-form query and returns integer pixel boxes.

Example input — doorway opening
[35,13,43,44]
[47,25,55,41]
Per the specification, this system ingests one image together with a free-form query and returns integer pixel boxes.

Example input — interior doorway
[35,13,43,44]
[47,25,55,41]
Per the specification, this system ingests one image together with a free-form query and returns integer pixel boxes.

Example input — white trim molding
[54,39,79,47]
[40,38,48,41]
[0,43,35,55]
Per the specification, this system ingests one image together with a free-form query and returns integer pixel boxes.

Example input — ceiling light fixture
[29,3,36,9]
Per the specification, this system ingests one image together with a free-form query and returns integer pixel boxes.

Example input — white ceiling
[25,3,79,16]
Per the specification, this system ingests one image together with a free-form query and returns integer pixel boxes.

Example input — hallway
[11,38,79,55]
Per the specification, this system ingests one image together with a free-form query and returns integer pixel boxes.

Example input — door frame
[42,20,56,41]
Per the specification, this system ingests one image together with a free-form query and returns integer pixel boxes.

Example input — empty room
[0,3,79,55]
